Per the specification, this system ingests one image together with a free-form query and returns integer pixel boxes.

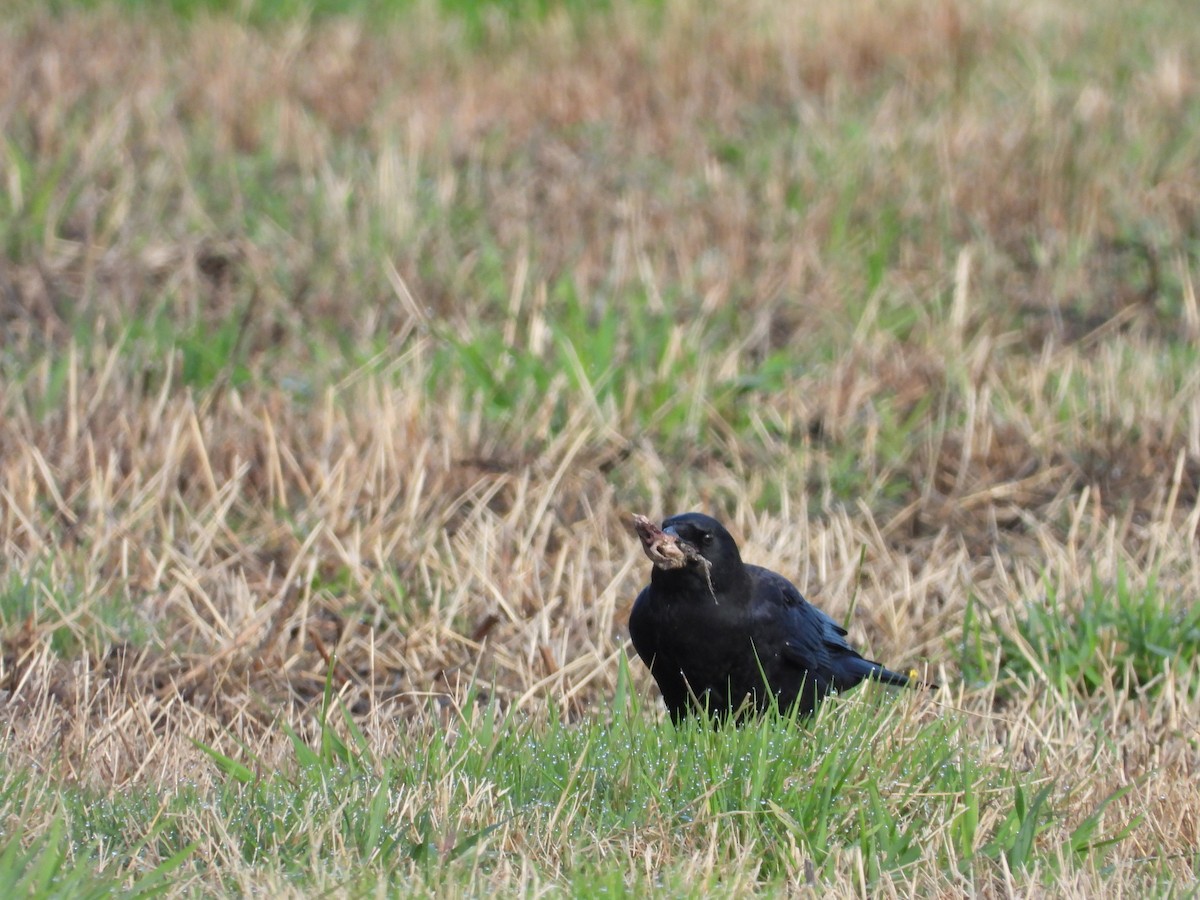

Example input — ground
[1,0,1198,894]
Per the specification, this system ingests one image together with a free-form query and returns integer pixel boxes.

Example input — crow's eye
[700,532,713,545]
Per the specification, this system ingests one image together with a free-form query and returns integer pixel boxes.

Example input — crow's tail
[844,657,939,691]
[878,665,939,691]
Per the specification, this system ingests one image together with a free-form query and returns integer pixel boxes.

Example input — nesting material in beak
[632,514,702,570]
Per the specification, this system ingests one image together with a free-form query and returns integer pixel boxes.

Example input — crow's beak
[633,515,701,570]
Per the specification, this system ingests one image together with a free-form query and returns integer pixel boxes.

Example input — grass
[0,669,1154,894]
[964,565,1200,699]
[1,0,1199,894]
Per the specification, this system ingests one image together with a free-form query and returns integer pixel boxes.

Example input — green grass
[962,566,1200,701]
[0,567,151,658]
[0,814,194,899]
[41,0,647,31]
[0,665,1143,894]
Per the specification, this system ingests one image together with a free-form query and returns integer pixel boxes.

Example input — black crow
[629,512,933,723]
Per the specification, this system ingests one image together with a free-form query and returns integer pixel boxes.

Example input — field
[1,0,1198,894]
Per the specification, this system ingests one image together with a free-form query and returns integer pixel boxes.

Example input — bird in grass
[629,512,934,723]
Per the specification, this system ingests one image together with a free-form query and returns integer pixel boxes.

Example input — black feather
[629,512,936,723]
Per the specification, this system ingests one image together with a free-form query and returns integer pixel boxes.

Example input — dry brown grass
[1,0,1199,892]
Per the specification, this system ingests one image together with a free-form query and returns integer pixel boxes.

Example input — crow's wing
[748,566,913,691]
[627,585,654,664]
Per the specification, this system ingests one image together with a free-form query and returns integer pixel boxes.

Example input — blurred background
[1,0,1197,892]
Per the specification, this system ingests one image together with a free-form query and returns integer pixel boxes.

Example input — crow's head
[632,512,743,577]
